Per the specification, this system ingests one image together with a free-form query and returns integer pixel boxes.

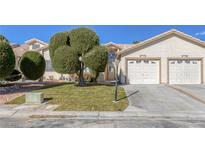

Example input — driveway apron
[123,84,205,114]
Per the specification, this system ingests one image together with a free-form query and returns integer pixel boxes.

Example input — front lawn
[7,83,128,111]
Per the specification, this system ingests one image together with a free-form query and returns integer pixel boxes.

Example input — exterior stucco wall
[120,36,205,84]
[42,49,63,80]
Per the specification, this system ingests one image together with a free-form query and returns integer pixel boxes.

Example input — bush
[52,46,80,74]
[20,51,45,80]
[69,27,99,54]
[84,46,108,72]
[83,72,94,82]
[0,35,9,43]
[0,42,15,79]
[49,27,105,85]
[84,46,108,81]
[5,69,22,82]
[49,32,70,58]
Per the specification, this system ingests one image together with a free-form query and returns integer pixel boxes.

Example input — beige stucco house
[12,38,133,82]
[117,29,205,84]
[12,29,205,84]
[12,38,63,81]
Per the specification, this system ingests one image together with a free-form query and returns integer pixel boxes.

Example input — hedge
[20,51,45,80]
[52,45,80,74]
[0,42,15,79]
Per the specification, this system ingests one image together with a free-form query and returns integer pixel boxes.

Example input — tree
[20,51,45,80]
[49,27,107,85]
[133,40,140,44]
[0,35,9,43]
[69,27,99,54]
[52,45,80,74]
[49,32,70,58]
[0,41,16,80]
[83,46,108,82]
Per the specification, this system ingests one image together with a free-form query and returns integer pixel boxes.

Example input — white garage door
[169,59,201,84]
[127,59,160,84]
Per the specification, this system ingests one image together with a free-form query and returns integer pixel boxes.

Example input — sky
[0,25,205,44]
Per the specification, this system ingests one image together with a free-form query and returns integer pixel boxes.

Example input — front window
[108,52,116,62]
[185,60,190,64]
[177,60,183,64]
[144,60,149,64]
[136,60,141,63]
[32,43,40,49]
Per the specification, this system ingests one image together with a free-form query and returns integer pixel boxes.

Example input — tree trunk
[92,71,99,83]
[79,62,85,86]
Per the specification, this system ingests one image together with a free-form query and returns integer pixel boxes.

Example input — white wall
[120,36,205,84]
[42,49,63,80]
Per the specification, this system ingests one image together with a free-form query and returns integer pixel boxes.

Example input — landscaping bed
[6,83,128,111]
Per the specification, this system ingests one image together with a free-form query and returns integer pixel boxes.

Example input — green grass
[6,83,129,111]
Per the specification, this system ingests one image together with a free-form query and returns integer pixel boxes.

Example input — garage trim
[167,57,203,84]
[125,57,161,84]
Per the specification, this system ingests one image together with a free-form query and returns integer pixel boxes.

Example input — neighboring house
[117,29,205,84]
[11,29,205,84]
[12,38,63,81]
[11,38,134,82]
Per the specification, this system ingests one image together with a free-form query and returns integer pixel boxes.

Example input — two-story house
[12,38,64,81]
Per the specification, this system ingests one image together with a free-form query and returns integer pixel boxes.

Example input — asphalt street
[1,117,205,128]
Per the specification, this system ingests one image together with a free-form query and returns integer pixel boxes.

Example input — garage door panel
[128,60,160,84]
[169,60,201,84]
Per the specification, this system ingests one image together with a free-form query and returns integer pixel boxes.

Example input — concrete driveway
[123,84,205,115]
[174,84,205,102]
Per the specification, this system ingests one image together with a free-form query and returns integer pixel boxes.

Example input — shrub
[52,46,81,74]
[5,69,22,82]
[83,72,94,82]
[84,46,108,80]
[69,27,99,54]
[20,51,45,80]
[0,42,15,79]
[49,27,105,85]
[0,35,9,43]
[49,32,70,58]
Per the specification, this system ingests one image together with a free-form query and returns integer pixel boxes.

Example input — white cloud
[195,31,205,36]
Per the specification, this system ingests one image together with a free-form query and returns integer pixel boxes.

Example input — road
[1,117,205,128]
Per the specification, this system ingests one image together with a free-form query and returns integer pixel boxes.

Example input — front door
[107,63,115,80]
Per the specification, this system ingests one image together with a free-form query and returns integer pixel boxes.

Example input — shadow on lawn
[43,97,53,103]
[39,82,73,90]
[0,82,71,95]
[74,82,114,87]
[117,90,139,101]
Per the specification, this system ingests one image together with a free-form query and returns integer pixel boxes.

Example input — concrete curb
[166,84,205,104]
[2,107,205,120]
[27,111,205,120]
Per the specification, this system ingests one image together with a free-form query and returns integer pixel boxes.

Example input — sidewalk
[2,103,205,120]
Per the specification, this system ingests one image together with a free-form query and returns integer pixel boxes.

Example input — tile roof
[104,42,135,50]
[12,43,29,57]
